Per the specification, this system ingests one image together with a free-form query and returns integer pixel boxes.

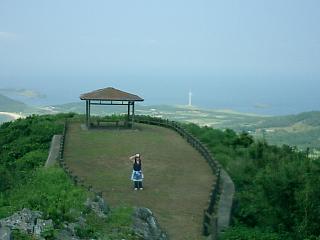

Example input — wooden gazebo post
[88,100,91,126]
[132,101,135,125]
[127,101,131,125]
[80,87,144,128]
[85,100,89,127]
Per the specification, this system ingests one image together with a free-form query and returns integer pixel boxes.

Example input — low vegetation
[0,114,65,194]
[0,114,139,239]
[185,123,320,240]
[2,113,320,239]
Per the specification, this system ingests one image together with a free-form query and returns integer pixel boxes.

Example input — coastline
[0,111,24,120]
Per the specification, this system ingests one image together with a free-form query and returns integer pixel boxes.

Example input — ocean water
[3,75,320,116]
[0,114,13,123]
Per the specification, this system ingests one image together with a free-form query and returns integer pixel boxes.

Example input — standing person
[129,153,144,190]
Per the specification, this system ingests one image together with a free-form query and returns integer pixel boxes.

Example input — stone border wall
[134,116,234,239]
[45,135,62,167]
[217,170,235,236]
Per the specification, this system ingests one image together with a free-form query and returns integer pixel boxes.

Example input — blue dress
[131,160,144,181]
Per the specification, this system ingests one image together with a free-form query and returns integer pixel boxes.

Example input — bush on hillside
[185,123,320,240]
[1,167,87,224]
[0,114,141,240]
[221,226,282,240]
[0,114,65,191]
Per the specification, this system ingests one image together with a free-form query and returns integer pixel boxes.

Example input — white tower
[188,90,192,107]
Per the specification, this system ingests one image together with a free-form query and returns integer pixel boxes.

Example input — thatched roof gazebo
[80,87,144,128]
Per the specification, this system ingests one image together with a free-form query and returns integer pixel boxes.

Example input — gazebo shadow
[90,120,131,130]
[80,120,142,131]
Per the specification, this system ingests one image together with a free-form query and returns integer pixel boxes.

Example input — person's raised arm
[129,153,140,162]
[129,154,137,162]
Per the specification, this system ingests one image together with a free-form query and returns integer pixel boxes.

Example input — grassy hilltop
[64,121,213,240]
[1,113,320,239]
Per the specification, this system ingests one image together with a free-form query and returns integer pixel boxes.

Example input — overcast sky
[0,0,320,113]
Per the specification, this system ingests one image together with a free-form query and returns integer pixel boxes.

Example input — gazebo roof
[80,87,144,102]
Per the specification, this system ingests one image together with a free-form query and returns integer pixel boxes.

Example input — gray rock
[85,195,109,218]
[34,219,53,236]
[0,208,55,239]
[132,207,168,240]
[0,208,42,234]
[0,226,12,240]
[76,216,86,228]
[59,221,77,238]
[56,229,80,240]
[59,215,87,239]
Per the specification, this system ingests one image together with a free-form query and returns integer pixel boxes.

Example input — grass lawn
[64,122,214,240]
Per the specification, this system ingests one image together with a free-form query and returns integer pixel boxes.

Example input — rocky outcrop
[0,208,86,240]
[132,207,168,240]
[56,229,80,240]
[56,216,86,240]
[0,208,53,239]
[85,195,110,218]
[0,201,167,239]
[0,226,11,240]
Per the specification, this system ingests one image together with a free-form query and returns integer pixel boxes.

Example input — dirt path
[64,123,214,240]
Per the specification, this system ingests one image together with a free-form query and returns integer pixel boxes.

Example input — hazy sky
[0,0,320,113]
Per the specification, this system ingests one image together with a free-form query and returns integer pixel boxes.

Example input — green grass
[0,114,141,239]
[64,122,214,240]
[0,167,88,222]
[75,206,139,240]
[12,230,36,240]
[0,166,140,239]
[79,206,140,240]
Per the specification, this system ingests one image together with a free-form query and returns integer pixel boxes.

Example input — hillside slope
[0,94,29,112]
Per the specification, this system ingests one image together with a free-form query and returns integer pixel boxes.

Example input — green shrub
[0,114,65,192]
[0,114,141,239]
[222,226,282,240]
[184,122,320,239]
[11,230,35,240]
[81,207,140,240]
[2,167,87,224]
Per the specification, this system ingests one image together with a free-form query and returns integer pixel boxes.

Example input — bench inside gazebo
[80,87,144,128]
